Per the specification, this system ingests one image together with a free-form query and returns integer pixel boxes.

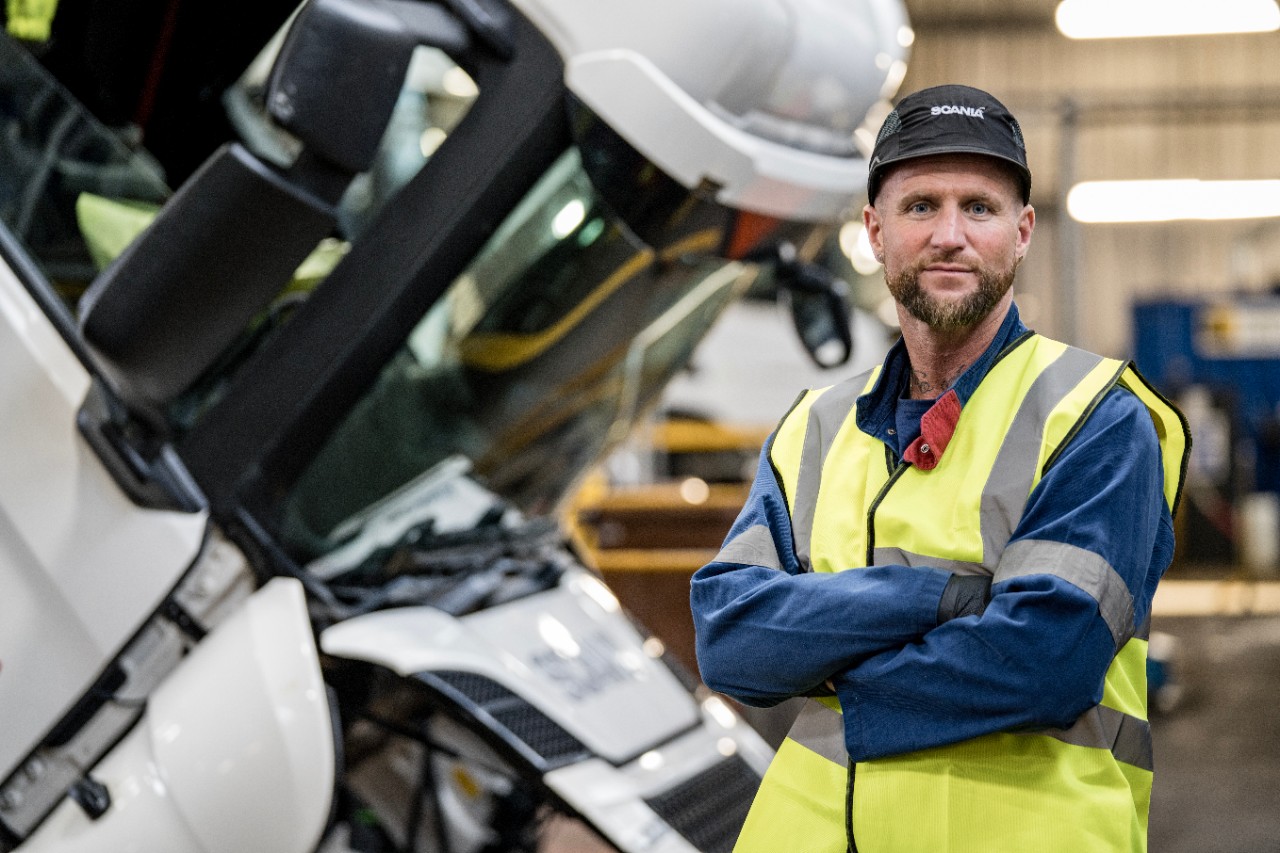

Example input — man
[690,84,1190,852]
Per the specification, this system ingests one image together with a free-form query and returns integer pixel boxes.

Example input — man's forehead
[878,153,1024,199]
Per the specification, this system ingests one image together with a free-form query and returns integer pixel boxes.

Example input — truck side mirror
[76,142,340,415]
[266,0,470,176]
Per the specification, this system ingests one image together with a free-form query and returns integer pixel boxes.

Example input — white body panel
[511,0,910,219]
[322,567,701,762]
[0,260,207,777]
[22,578,334,853]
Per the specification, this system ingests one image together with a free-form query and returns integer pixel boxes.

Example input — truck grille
[423,670,589,768]
[645,753,761,853]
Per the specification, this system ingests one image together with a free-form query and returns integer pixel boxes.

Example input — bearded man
[691,84,1191,853]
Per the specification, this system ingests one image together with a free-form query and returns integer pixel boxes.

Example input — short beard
[886,260,1018,331]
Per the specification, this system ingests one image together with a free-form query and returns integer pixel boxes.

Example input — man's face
[863,153,1035,331]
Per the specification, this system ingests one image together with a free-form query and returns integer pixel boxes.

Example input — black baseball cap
[867,84,1031,204]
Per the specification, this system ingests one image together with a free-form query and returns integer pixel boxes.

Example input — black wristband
[937,574,992,623]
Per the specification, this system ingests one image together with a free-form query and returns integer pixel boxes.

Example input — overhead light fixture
[1067,179,1280,222]
[551,198,586,238]
[1056,0,1280,38]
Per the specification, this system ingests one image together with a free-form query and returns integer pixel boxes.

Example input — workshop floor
[1148,613,1280,851]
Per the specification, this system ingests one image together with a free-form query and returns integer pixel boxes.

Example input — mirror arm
[758,241,855,369]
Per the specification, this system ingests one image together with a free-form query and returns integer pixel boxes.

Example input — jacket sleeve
[690,439,951,707]
[833,386,1173,761]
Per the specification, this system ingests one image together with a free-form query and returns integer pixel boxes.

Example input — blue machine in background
[1133,295,1280,566]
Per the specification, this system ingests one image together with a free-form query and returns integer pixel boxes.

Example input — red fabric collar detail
[903,389,962,470]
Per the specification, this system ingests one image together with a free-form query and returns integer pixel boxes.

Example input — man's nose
[931,205,966,249]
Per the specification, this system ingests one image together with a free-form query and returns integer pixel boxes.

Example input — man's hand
[937,574,992,622]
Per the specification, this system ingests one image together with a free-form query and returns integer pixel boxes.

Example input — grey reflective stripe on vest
[996,538,1137,648]
[787,693,1153,773]
[1030,703,1153,772]
[980,346,1109,568]
[872,546,986,575]
[791,371,872,572]
[714,524,785,571]
[787,698,848,766]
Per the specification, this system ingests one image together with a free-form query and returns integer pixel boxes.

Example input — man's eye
[970,202,990,216]
[909,202,930,214]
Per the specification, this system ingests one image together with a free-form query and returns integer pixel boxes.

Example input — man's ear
[1015,204,1035,260]
[863,203,884,262]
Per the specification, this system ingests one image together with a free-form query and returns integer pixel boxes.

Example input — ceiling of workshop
[844,0,1280,356]
[903,0,1058,30]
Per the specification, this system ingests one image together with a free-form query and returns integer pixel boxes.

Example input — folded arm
[690,443,952,706]
[835,387,1172,760]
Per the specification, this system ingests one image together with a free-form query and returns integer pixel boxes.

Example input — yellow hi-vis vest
[6,0,60,41]
[731,333,1189,853]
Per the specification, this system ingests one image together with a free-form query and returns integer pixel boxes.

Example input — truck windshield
[0,35,169,307]
[222,45,763,558]
[1,33,760,561]
[275,143,753,557]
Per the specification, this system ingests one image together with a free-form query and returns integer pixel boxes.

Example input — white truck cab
[0,2,908,849]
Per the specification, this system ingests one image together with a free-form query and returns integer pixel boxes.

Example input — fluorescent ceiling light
[1056,0,1280,38]
[1067,180,1280,222]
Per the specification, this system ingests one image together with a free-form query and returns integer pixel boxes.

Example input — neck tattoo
[910,369,934,394]
[910,364,967,396]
